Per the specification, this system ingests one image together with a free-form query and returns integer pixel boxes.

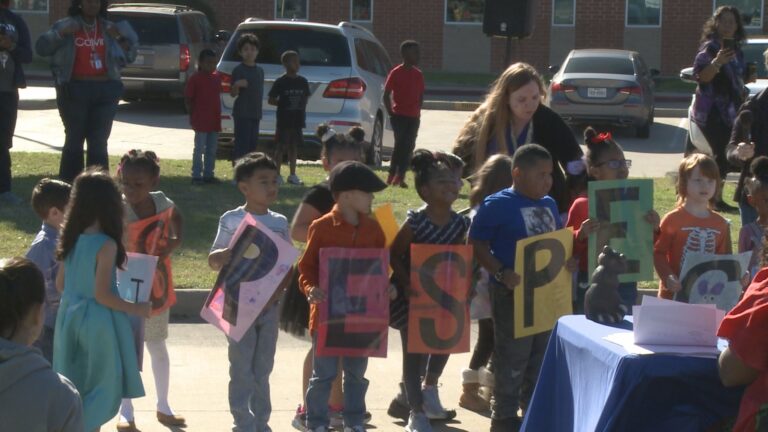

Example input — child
[282,124,365,431]
[54,169,150,432]
[655,153,732,299]
[469,144,576,432]
[25,178,71,363]
[230,34,264,163]
[0,257,83,432]
[384,40,425,188]
[389,149,469,432]
[567,128,659,311]
[117,150,185,430]
[739,156,768,276]
[268,50,310,185]
[208,152,290,432]
[458,154,514,413]
[298,160,388,432]
[185,49,222,185]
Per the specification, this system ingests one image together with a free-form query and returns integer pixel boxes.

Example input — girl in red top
[185,49,222,184]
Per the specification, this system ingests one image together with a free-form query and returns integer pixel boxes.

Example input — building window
[626,0,661,27]
[275,0,308,20]
[351,0,373,22]
[553,0,575,26]
[446,0,485,24]
[714,0,763,28]
[12,0,48,12]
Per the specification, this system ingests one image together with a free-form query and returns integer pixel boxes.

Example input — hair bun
[751,155,768,178]
[316,124,330,139]
[410,149,436,173]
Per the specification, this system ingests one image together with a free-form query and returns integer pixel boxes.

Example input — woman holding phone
[690,5,755,212]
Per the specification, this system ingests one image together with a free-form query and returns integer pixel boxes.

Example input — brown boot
[459,382,490,412]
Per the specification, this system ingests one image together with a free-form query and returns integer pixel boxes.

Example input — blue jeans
[192,131,218,179]
[227,304,279,432]
[306,337,369,429]
[233,117,260,162]
[489,282,549,420]
[57,80,123,183]
[740,197,758,227]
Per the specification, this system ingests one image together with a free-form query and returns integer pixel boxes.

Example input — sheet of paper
[633,296,724,347]
[603,332,724,357]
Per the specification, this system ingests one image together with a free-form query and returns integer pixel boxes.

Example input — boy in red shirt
[185,49,221,184]
[384,40,424,188]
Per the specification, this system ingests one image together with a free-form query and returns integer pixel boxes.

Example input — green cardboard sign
[588,179,654,282]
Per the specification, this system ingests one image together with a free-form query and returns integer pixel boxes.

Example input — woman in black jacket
[453,62,585,214]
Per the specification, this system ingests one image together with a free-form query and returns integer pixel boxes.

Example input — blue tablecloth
[521,315,744,432]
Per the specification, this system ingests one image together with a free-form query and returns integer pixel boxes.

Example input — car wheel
[366,116,383,167]
[636,111,653,139]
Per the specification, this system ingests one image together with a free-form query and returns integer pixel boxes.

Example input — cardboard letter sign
[201,214,298,342]
[373,204,399,248]
[588,179,654,282]
[678,252,751,312]
[126,207,176,315]
[408,244,472,354]
[317,248,389,357]
[514,229,573,338]
[117,252,158,369]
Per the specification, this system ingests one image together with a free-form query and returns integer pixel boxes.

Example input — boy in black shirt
[269,50,310,185]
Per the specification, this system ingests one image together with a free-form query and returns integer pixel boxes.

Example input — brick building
[14,0,768,75]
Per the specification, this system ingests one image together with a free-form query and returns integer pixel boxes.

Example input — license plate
[587,87,607,98]
[133,54,144,66]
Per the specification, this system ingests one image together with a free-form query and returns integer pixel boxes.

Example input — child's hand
[307,286,326,304]
[666,275,682,293]
[501,270,521,291]
[134,302,152,319]
[741,271,752,289]
[234,79,248,88]
[209,248,232,271]
[565,257,579,273]
[388,283,398,301]
[644,210,661,234]
[577,218,600,240]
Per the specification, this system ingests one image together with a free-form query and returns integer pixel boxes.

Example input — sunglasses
[595,159,632,169]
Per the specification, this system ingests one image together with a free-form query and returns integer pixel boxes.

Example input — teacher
[453,62,585,214]
[36,0,136,183]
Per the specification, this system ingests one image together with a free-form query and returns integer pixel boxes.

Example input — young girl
[654,153,732,299]
[458,154,513,413]
[739,156,768,277]
[185,49,222,184]
[280,124,364,430]
[567,128,659,311]
[0,257,83,432]
[389,149,470,432]
[117,150,185,430]
[54,169,149,432]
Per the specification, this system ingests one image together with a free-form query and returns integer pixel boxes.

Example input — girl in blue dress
[53,169,150,431]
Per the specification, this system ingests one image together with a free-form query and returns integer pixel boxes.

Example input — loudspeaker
[483,0,536,38]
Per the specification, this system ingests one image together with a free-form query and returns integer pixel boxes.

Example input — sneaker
[0,191,22,205]
[292,405,308,431]
[422,385,456,420]
[490,417,522,432]
[203,176,221,184]
[342,426,365,432]
[329,406,344,430]
[277,175,285,185]
[387,382,410,421]
[363,411,372,424]
[398,180,408,188]
[191,178,205,186]
[405,412,433,432]
[287,174,304,185]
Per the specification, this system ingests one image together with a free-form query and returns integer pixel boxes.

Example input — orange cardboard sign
[407,244,472,354]
[126,207,176,315]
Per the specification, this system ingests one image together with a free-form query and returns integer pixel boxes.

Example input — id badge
[91,52,103,70]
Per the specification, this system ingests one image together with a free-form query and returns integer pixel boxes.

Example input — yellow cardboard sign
[514,228,573,338]
[373,203,399,248]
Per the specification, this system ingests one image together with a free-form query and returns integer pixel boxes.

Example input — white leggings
[119,339,173,419]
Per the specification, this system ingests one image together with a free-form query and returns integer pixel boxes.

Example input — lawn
[1,152,741,291]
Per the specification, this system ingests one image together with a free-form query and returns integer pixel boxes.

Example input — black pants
[0,90,18,194]
[701,108,732,179]
[389,115,420,177]
[469,318,494,370]
[274,127,302,175]
[399,328,449,410]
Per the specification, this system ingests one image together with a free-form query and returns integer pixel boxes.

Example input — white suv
[217,19,394,165]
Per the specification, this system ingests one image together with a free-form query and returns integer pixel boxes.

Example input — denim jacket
[35,16,137,85]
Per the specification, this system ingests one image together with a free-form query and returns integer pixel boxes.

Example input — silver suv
[217,19,394,164]
[108,3,217,102]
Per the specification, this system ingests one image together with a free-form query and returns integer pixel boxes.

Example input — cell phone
[723,38,736,51]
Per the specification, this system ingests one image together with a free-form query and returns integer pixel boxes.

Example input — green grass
[1,153,741,291]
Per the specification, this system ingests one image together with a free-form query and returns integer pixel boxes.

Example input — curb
[422,100,481,111]
[170,289,209,323]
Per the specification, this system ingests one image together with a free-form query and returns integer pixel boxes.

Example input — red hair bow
[590,132,612,144]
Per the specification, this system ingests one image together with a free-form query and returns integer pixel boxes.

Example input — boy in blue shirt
[25,178,71,363]
[230,34,264,163]
[469,144,574,432]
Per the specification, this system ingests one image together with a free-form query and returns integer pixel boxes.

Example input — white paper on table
[632,296,725,347]
[603,332,725,357]
[117,252,158,303]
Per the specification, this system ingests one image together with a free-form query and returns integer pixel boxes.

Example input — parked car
[547,49,658,138]
[107,3,218,102]
[216,19,394,164]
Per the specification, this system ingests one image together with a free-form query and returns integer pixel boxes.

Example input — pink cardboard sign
[201,214,298,342]
[317,248,390,358]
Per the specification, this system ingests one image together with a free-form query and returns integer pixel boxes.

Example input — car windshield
[109,13,179,45]
[223,27,351,67]
[565,57,635,75]
[743,42,768,79]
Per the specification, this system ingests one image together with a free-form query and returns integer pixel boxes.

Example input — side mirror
[679,67,695,83]
[214,30,232,43]
[549,65,560,74]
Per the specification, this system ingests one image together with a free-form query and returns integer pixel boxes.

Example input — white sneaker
[421,385,457,420]
[405,412,433,432]
[287,174,304,185]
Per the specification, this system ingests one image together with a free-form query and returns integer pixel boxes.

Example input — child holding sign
[469,144,576,432]
[739,156,768,276]
[298,161,387,432]
[117,150,186,430]
[208,153,290,432]
[655,154,733,299]
[388,150,469,432]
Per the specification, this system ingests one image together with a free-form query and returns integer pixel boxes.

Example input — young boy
[25,178,71,363]
[298,161,387,432]
[208,152,290,432]
[230,34,264,164]
[268,50,310,186]
[384,40,424,188]
[185,48,222,185]
[469,144,574,432]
